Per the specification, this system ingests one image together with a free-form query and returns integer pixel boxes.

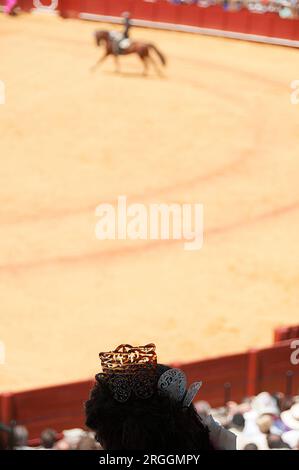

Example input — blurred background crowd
[168,0,299,19]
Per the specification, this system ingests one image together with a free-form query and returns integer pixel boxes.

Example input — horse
[91,30,166,76]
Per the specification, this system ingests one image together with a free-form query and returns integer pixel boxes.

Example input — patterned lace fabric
[96,365,157,403]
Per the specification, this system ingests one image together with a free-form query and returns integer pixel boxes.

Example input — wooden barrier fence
[1,0,299,46]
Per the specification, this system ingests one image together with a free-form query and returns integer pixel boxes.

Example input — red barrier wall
[0,380,94,438]
[59,0,299,44]
[178,340,299,405]
[2,0,299,44]
[176,351,249,407]
[254,341,299,396]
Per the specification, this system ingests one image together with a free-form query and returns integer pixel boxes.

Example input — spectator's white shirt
[281,430,299,449]
[242,410,260,437]
[14,446,36,450]
[228,427,248,450]
[229,410,270,449]
[229,425,269,450]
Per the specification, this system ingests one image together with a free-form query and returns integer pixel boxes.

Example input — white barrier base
[79,12,299,48]
[31,8,58,16]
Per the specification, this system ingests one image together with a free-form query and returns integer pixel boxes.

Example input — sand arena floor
[0,13,299,392]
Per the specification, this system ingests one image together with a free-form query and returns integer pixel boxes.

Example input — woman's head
[85,353,211,450]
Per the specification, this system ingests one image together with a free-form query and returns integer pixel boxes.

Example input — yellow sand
[0,13,299,392]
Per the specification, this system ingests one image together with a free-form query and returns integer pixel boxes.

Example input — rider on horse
[110,12,133,55]
[122,11,132,41]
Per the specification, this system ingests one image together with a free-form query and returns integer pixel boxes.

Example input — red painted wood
[108,0,135,18]
[60,0,81,18]
[155,0,179,24]
[178,3,201,28]
[57,0,299,43]
[202,5,226,30]
[0,393,13,448]
[197,6,207,28]
[133,0,156,22]
[82,0,109,16]
[247,349,258,396]
[247,11,274,36]
[293,19,299,40]
[224,8,250,33]
[271,15,297,40]
[18,0,33,11]
[254,340,299,396]
[0,393,13,426]
[177,352,249,407]
[8,380,94,437]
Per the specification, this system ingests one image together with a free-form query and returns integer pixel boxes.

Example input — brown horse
[92,30,166,76]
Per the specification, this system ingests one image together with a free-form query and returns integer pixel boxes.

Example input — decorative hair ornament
[97,344,202,407]
[97,343,157,403]
[157,368,202,408]
[182,380,203,407]
[99,343,157,374]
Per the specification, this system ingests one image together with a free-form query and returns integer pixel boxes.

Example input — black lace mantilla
[96,366,157,403]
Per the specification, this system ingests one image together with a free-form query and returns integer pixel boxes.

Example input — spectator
[62,428,86,449]
[256,414,273,434]
[54,438,71,450]
[281,403,299,430]
[76,434,101,450]
[40,428,57,449]
[252,392,279,416]
[228,413,247,450]
[243,442,258,450]
[12,425,32,450]
[267,434,291,449]
[281,403,299,448]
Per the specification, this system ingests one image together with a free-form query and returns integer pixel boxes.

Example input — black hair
[243,443,258,450]
[40,428,57,449]
[231,412,245,430]
[85,364,212,450]
[267,434,291,450]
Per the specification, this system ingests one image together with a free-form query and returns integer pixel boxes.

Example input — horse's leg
[90,51,109,72]
[138,54,148,76]
[114,55,120,73]
[148,52,162,77]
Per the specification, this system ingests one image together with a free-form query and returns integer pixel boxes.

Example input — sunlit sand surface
[1,13,299,391]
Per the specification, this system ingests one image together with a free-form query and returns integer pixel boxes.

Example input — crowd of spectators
[9,426,102,450]
[2,390,298,450]
[195,391,299,450]
[168,0,299,20]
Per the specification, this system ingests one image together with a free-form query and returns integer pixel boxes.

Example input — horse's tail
[148,44,167,66]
